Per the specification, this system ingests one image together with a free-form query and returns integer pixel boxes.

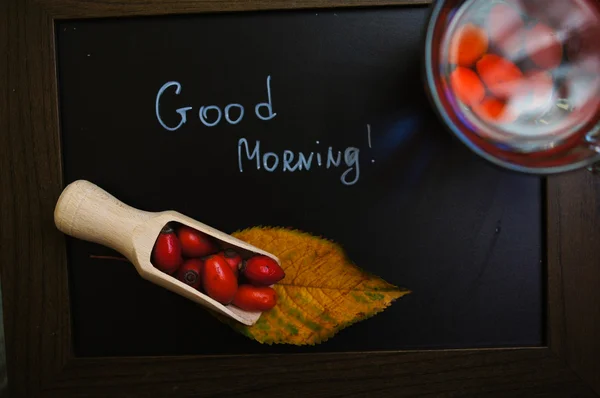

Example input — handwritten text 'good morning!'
[155,75,365,186]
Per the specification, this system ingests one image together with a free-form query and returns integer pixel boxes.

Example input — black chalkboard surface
[55,5,544,357]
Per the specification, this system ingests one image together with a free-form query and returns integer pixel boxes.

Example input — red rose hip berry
[151,225,183,274]
[176,224,218,258]
[218,248,242,278]
[487,3,525,56]
[240,255,285,286]
[176,258,204,289]
[202,254,238,305]
[233,284,277,312]
[524,22,563,70]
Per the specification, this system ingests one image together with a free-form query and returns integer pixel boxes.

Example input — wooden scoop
[53,179,280,326]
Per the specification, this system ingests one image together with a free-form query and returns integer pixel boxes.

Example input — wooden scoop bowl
[53,179,280,326]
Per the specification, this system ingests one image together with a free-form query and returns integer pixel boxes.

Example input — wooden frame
[1,0,599,396]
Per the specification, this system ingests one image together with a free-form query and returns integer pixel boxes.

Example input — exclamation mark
[367,124,375,163]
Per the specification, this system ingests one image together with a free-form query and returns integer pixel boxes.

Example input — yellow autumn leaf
[217,227,410,345]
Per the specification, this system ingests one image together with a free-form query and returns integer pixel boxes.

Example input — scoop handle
[54,179,153,261]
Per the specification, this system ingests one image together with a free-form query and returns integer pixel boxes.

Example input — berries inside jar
[441,0,600,152]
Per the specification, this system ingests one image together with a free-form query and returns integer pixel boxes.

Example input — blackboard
[55,5,544,357]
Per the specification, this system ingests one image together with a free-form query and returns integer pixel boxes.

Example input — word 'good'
[155,75,276,131]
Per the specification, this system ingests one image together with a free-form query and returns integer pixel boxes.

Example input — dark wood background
[1,0,599,396]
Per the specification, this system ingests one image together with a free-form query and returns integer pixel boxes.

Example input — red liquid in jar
[441,0,600,152]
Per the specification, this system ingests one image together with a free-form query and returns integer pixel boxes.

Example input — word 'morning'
[238,138,360,186]
[155,75,276,131]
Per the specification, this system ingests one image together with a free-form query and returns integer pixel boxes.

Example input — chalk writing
[255,75,277,121]
[225,103,244,125]
[155,82,192,131]
[155,75,275,130]
[238,138,361,186]
[199,105,222,127]
[156,76,372,186]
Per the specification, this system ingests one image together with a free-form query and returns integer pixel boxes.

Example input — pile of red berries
[151,223,285,312]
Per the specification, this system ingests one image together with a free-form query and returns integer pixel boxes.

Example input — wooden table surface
[1,0,600,397]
